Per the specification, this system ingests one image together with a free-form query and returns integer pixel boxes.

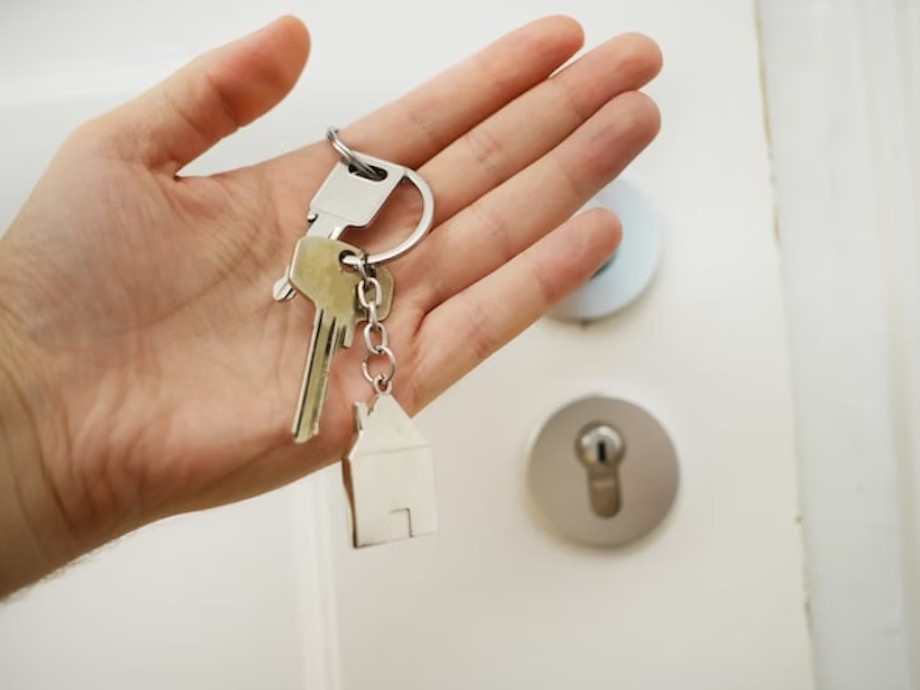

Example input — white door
[303,2,813,688]
[0,1,817,688]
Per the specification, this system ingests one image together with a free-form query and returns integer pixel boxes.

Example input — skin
[0,15,661,597]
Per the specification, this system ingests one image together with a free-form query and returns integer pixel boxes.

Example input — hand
[0,15,661,594]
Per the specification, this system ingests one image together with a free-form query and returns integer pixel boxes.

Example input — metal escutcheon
[528,396,679,548]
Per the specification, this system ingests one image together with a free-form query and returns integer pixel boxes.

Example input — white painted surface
[758,1,920,688]
[0,0,817,688]
[309,1,814,689]
[0,491,305,689]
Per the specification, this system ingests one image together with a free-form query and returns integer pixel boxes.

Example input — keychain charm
[342,257,438,547]
[344,394,438,547]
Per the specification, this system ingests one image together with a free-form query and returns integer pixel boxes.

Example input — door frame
[757,1,920,688]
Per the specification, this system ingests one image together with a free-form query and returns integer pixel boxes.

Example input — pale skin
[0,16,661,597]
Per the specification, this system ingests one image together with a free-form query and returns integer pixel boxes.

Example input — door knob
[550,179,660,323]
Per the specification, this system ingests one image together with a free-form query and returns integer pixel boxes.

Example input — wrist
[0,308,76,597]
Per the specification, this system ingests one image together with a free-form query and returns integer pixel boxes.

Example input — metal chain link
[355,261,397,396]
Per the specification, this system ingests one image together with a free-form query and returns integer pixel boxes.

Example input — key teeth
[292,419,317,445]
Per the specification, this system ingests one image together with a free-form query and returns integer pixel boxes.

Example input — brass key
[288,236,393,443]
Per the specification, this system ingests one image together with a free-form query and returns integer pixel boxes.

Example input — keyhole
[575,423,626,518]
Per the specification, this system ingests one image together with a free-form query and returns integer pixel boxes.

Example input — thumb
[78,16,310,174]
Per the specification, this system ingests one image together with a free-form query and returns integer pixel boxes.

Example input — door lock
[528,397,679,548]
[576,423,626,518]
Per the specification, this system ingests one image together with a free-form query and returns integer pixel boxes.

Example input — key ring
[326,127,383,181]
[328,129,435,267]
[345,164,434,266]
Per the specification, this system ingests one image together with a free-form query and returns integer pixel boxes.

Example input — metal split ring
[326,127,383,181]
[337,164,434,267]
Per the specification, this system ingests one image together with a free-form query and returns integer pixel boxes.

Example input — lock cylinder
[575,423,626,517]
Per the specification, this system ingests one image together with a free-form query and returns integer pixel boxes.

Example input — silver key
[343,394,438,547]
[288,236,393,443]
[273,155,405,302]
[307,154,405,239]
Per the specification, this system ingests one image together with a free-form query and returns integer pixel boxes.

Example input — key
[288,236,394,443]
[273,155,405,301]
[307,154,405,239]
[343,394,438,547]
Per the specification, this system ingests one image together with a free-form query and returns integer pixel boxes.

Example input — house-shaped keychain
[343,394,439,547]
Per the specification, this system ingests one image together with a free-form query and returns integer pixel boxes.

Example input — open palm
[0,16,660,552]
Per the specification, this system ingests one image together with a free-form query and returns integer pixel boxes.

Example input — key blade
[292,310,345,444]
[287,236,368,443]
